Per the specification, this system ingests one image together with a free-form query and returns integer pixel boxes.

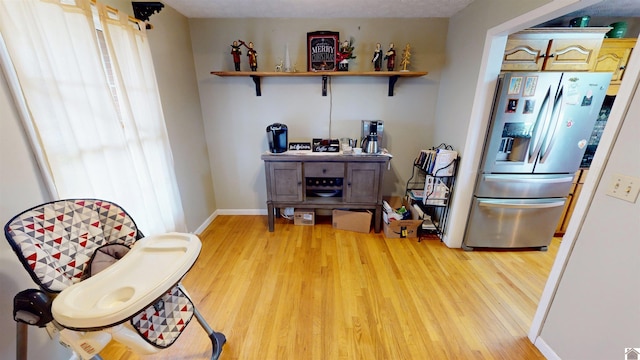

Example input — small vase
[338,61,349,71]
[284,43,292,72]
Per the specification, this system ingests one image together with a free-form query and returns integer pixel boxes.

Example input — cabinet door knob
[347,182,351,186]
[620,65,626,70]
[547,53,555,58]
[322,169,327,174]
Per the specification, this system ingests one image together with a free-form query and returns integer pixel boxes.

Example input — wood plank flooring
[100,215,559,359]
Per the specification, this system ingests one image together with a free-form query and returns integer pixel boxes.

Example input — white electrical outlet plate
[606,173,640,203]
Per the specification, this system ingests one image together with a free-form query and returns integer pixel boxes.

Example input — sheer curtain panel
[0,0,186,234]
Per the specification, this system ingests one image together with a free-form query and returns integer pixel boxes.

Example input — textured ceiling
[160,0,640,19]
[162,0,640,18]
[160,0,476,18]
[567,0,640,17]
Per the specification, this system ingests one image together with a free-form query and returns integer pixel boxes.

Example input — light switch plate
[606,173,640,203]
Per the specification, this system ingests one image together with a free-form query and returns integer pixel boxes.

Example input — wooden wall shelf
[211,71,428,96]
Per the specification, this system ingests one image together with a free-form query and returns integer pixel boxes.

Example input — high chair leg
[193,306,226,360]
[17,322,27,360]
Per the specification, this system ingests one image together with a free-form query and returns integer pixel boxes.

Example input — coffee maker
[266,123,288,153]
[361,120,383,154]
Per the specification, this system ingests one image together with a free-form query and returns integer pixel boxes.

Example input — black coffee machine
[266,123,288,153]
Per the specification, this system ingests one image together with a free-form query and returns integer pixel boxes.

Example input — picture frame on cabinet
[307,31,339,71]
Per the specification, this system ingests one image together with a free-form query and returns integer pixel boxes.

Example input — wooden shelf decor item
[210,71,428,96]
[307,31,340,72]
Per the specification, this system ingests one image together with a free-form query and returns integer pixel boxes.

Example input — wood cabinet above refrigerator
[501,27,610,72]
[594,38,636,95]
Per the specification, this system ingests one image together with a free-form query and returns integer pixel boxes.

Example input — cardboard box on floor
[383,196,423,238]
[332,209,372,233]
[294,209,315,225]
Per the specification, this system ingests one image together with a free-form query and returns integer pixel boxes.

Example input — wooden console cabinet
[261,153,390,232]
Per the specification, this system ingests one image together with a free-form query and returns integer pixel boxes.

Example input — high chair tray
[51,232,201,329]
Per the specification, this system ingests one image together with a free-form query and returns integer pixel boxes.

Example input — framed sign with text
[307,31,339,71]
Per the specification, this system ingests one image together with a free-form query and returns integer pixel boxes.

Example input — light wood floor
[101,215,559,359]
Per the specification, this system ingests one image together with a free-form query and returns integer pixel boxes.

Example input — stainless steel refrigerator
[462,71,612,250]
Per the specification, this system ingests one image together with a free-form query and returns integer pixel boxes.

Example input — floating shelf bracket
[322,75,328,96]
[250,75,261,96]
[388,75,400,96]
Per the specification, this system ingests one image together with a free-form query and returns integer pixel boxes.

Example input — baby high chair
[4,199,226,360]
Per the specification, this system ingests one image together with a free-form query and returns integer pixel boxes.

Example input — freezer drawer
[463,197,566,249]
[474,173,574,198]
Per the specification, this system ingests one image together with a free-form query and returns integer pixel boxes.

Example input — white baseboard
[193,209,267,234]
[534,336,561,360]
[193,211,218,234]
[217,208,267,215]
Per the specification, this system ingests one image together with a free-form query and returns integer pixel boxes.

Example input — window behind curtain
[0,0,186,234]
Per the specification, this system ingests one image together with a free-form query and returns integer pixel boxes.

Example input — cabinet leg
[374,205,382,233]
[267,203,275,232]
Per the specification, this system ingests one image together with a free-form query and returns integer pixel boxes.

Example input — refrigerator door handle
[539,86,564,164]
[478,199,566,209]
[484,174,574,183]
[528,86,552,163]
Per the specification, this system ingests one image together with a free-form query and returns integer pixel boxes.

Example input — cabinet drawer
[304,162,344,177]
[464,198,565,248]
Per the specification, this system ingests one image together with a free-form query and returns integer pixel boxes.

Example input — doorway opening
[461,0,639,355]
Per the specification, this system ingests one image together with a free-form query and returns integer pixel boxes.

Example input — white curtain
[0,0,186,234]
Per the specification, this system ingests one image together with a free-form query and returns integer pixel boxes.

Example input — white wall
[537,60,639,359]
[188,18,448,210]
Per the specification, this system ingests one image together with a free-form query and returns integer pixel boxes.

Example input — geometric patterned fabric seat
[4,199,140,292]
[4,199,194,348]
[130,286,194,348]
